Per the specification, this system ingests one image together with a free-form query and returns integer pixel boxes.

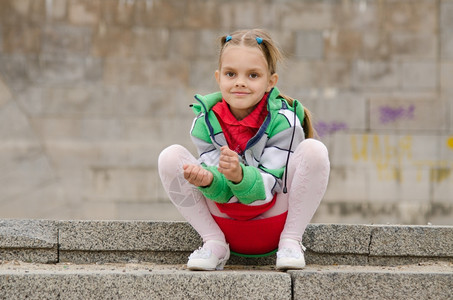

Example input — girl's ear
[267,73,279,92]
[215,70,220,85]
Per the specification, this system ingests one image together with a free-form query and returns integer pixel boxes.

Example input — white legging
[158,139,330,244]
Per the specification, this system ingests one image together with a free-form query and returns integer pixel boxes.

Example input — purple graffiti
[379,104,415,124]
[315,121,348,137]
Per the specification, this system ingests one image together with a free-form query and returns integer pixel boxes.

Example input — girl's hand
[183,164,214,187]
[218,146,243,184]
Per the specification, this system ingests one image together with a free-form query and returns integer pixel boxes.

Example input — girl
[158,29,330,271]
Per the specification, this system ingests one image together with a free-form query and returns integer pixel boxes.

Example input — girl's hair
[218,29,316,139]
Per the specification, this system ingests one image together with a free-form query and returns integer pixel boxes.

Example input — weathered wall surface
[0,0,452,224]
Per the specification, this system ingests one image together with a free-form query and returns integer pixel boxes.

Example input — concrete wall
[0,0,452,225]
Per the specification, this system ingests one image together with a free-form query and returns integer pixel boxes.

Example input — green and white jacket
[190,87,305,206]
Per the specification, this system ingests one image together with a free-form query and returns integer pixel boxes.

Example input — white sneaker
[276,239,306,270]
[187,240,230,271]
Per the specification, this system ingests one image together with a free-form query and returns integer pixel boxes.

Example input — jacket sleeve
[190,115,233,203]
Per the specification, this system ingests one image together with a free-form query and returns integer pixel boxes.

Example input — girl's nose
[235,76,246,87]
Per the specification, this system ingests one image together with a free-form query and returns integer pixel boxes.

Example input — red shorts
[212,196,287,255]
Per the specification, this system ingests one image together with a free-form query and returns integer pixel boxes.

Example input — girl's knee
[298,139,330,165]
[158,144,186,174]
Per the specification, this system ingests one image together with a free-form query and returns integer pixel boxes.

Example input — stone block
[382,1,437,33]
[168,29,200,60]
[280,2,333,30]
[92,28,170,59]
[441,61,453,92]
[427,203,453,226]
[441,1,453,58]
[291,268,453,300]
[324,30,362,60]
[27,54,102,85]
[441,31,453,59]
[2,23,41,54]
[103,85,187,118]
[398,168,431,202]
[0,55,29,90]
[0,154,55,201]
[401,61,438,90]
[0,270,292,300]
[390,33,437,60]
[402,134,440,164]
[232,2,258,29]
[89,166,161,203]
[295,31,324,59]
[305,252,369,266]
[370,225,453,257]
[0,219,58,263]
[367,167,401,202]
[432,172,453,203]
[360,30,391,60]
[78,200,117,221]
[133,0,185,28]
[189,60,219,93]
[0,101,37,140]
[0,0,27,22]
[41,24,92,55]
[30,116,193,153]
[197,30,222,58]
[279,60,352,89]
[302,224,372,255]
[45,0,67,21]
[58,221,201,252]
[100,0,135,27]
[323,166,368,202]
[103,58,189,87]
[68,0,101,25]
[367,165,431,204]
[0,76,12,107]
[310,93,366,137]
[441,0,453,29]
[332,1,380,30]
[184,0,221,29]
[0,182,80,220]
[16,85,108,116]
[115,202,184,222]
[352,60,400,90]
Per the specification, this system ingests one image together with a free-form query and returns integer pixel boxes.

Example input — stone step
[1,219,452,266]
[1,261,452,300]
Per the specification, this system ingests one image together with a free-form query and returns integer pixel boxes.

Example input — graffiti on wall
[351,134,453,183]
[315,121,348,137]
[448,137,453,150]
[379,104,415,124]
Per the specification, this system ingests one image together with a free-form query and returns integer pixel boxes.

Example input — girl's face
[215,45,278,120]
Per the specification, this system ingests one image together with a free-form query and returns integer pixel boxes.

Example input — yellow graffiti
[351,134,412,182]
[447,137,453,150]
[430,168,451,183]
[350,135,453,183]
[351,135,368,161]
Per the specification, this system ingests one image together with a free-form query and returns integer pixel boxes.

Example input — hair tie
[256,37,263,44]
[225,35,232,42]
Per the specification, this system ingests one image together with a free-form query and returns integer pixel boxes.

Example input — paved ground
[1,260,452,274]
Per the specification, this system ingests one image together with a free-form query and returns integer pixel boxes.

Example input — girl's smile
[215,45,278,120]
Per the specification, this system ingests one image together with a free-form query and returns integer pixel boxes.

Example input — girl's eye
[226,72,235,78]
[249,73,259,79]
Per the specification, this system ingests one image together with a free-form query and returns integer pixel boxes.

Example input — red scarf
[212,93,268,154]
